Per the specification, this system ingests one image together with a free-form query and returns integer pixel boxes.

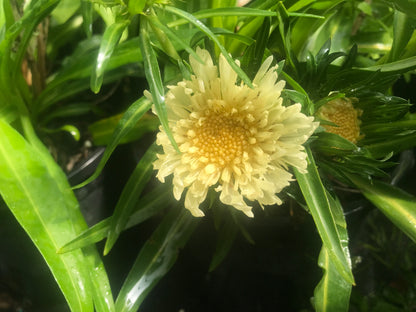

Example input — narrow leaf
[81,0,93,37]
[73,96,152,189]
[294,147,354,285]
[146,14,202,63]
[0,120,93,312]
[164,6,253,88]
[104,144,158,255]
[59,183,172,253]
[139,18,179,152]
[313,191,352,312]
[91,20,130,93]
[314,246,352,312]
[358,56,416,73]
[115,208,198,312]
[347,174,416,244]
[88,113,159,146]
[166,7,277,28]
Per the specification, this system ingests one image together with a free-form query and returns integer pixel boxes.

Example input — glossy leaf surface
[347,174,416,244]
[0,120,111,312]
[139,18,179,151]
[294,147,354,285]
[90,20,130,93]
[74,96,152,189]
[314,246,352,312]
[164,5,253,88]
[313,192,352,312]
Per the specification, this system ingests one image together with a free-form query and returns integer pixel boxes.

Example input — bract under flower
[147,48,318,217]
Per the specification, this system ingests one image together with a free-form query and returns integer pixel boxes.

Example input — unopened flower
[148,48,318,217]
[317,97,362,143]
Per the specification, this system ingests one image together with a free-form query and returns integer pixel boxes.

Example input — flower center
[317,98,362,143]
[189,111,250,168]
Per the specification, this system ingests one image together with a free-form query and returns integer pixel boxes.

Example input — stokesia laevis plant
[146,48,319,217]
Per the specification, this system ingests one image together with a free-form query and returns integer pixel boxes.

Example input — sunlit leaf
[51,0,80,24]
[164,5,253,88]
[313,191,352,312]
[313,246,352,312]
[139,18,179,151]
[90,19,130,93]
[0,120,97,311]
[146,14,202,62]
[128,0,146,15]
[385,10,414,62]
[73,96,152,189]
[347,173,416,244]
[294,147,354,285]
[166,7,277,28]
[88,113,159,146]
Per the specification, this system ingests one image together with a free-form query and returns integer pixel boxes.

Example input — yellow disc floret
[149,48,319,217]
[317,97,362,143]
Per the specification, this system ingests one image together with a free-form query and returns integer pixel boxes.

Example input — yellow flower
[317,97,362,144]
[148,48,318,217]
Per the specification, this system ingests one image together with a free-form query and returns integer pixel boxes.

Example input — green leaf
[59,183,172,253]
[36,36,143,114]
[312,132,358,156]
[115,207,198,312]
[366,132,416,158]
[314,246,352,312]
[104,143,158,255]
[81,0,93,37]
[0,120,93,311]
[240,16,270,79]
[146,14,202,62]
[313,191,352,312]
[386,10,414,62]
[346,174,416,244]
[73,96,152,189]
[90,19,130,93]
[358,56,416,73]
[391,0,416,19]
[139,18,179,152]
[51,0,80,24]
[163,5,253,88]
[88,113,159,146]
[128,0,146,15]
[166,7,277,28]
[7,0,60,81]
[294,147,355,285]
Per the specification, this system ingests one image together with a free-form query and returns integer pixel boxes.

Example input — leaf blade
[347,174,416,244]
[115,208,198,312]
[294,147,354,285]
[139,18,179,152]
[164,5,253,88]
[90,20,130,93]
[73,96,152,189]
[0,120,93,312]
[104,143,158,255]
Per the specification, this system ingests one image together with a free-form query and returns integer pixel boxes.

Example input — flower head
[149,48,318,217]
[317,97,362,144]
